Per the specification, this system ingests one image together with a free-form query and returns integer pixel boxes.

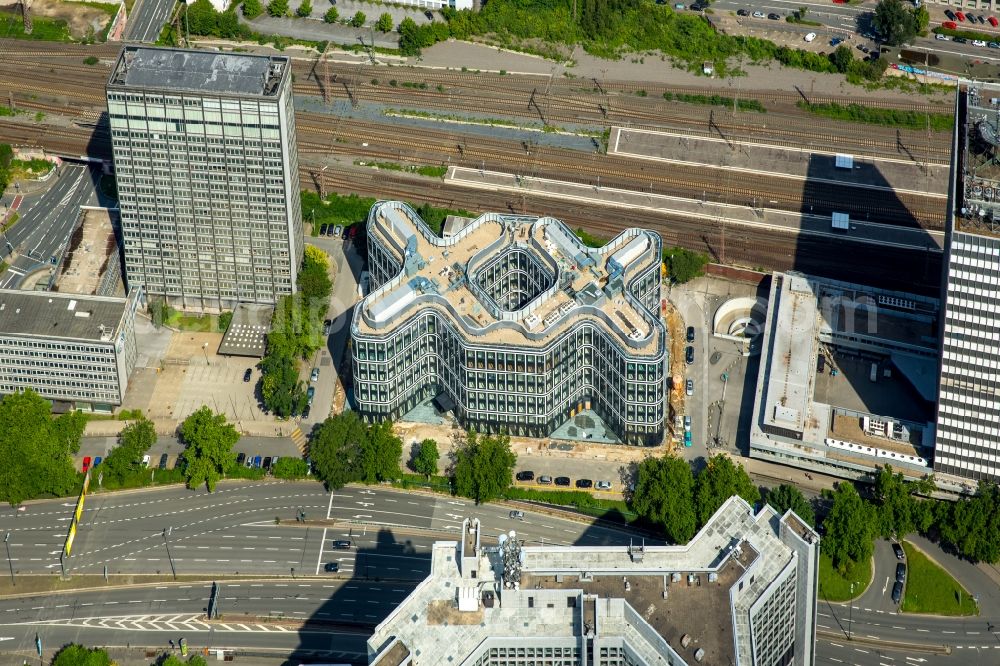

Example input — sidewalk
[82,418,300,439]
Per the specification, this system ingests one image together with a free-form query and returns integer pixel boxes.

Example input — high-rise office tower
[935,83,1000,482]
[107,46,302,311]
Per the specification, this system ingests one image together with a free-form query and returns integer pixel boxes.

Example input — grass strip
[796,100,953,131]
[900,541,978,615]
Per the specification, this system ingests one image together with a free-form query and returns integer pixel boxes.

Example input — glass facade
[107,53,302,311]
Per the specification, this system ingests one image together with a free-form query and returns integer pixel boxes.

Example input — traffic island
[900,541,979,616]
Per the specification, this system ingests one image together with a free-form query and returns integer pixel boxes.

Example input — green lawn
[900,541,978,616]
[818,551,872,602]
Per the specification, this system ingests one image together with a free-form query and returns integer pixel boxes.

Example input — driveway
[856,538,903,613]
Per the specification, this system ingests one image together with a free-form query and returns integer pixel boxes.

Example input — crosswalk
[19,614,298,633]
[290,427,308,456]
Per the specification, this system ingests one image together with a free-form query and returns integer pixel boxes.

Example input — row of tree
[259,245,332,418]
[52,643,207,666]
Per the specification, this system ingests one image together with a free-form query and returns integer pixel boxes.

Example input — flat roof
[218,303,273,357]
[354,202,665,357]
[0,290,129,342]
[55,208,119,296]
[108,46,288,97]
[368,497,818,666]
[761,273,817,434]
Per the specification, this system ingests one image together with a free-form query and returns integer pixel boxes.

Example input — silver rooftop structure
[0,290,132,342]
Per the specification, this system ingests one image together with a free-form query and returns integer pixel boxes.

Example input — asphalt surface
[125,0,176,43]
[0,482,649,579]
[0,165,104,289]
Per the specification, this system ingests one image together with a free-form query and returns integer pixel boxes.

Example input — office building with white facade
[368,497,820,666]
[351,201,668,445]
[107,46,302,312]
[935,82,1000,481]
[0,289,140,411]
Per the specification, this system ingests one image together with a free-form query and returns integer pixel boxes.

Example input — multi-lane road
[125,0,177,43]
[0,164,106,289]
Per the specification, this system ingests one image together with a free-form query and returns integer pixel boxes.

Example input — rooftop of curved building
[353,201,665,357]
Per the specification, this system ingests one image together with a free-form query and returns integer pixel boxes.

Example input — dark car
[243,368,253,383]
[576,479,593,489]
[554,476,571,486]
[323,319,333,336]
[686,326,695,343]
[895,562,906,583]
[891,580,903,604]
[301,403,311,419]
[685,346,695,365]
[767,12,780,20]
[538,475,552,485]
[425,9,434,19]
[324,562,339,572]
[262,456,272,470]
[333,539,352,549]
[307,386,316,403]
[892,543,905,560]
[736,8,749,16]
[954,36,969,44]
[236,452,246,466]
[319,224,329,236]
[977,14,986,23]
[159,453,169,470]
[689,2,707,10]
[945,9,957,20]
[516,470,535,482]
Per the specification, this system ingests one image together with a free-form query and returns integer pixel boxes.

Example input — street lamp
[202,342,210,366]
[4,532,14,586]
[848,582,855,640]
[162,527,177,580]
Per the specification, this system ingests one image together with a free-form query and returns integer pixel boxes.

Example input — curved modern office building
[350,201,668,445]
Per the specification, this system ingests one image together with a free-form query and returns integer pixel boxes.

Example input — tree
[358,420,402,483]
[102,416,157,484]
[266,0,289,17]
[350,10,366,27]
[630,454,697,544]
[51,644,113,666]
[272,456,310,479]
[398,16,422,55]
[872,0,918,46]
[156,655,209,666]
[693,454,760,526]
[323,6,338,22]
[938,483,1000,563]
[830,44,853,73]
[296,0,312,17]
[765,484,815,526]
[0,390,82,506]
[451,430,516,504]
[872,464,917,538]
[242,0,263,18]
[914,4,929,32]
[663,246,708,284]
[299,247,332,306]
[179,406,240,492]
[822,482,877,571]
[376,11,393,32]
[310,412,367,489]
[185,0,219,35]
[412,438,439,477]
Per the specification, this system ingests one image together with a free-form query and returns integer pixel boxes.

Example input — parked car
[830,37,843,46]
[93,456,102,468]
[974,39,989,46]
[685,346,695,365]
[307,386,316,403]
[767,12,781,20]
[319,224,329,236]
[954,36,968,43]
[324,562,339,572]
[596,480,612,490]
[684,430,693,447]
[936,33,951,40]
[956,10,966,21]
[252,455,262,468]
[271,456,280,469]
[804,32,817,42]
[301,403,311,419]
[159,453,169,470]
[262,456,272,470]
[554,476,571,486]
[323,319,333,336]
[334,225,343,237]
[686,326,695,343]
[895,562,906,583]
[892,542,905,560]
[142,454,151,468]
[243,368,253,382]
[310,367,320,382]
[333,539,352,549]
[989,15,998,26]
[237,453,246,466]
[684,415,692,431]
[576,479,594,489]
[751,10,765,18]
[515,470,535,481]
[990,41,1000,48]
[737,8,749,16]
[891,580,903,604]
[424,9,433,19]
[82,456,91,473]
[538,475,553,485]
[977,14,986,24]
[944,9,956,20]
[509,510,525,520]
[686,379,694,396]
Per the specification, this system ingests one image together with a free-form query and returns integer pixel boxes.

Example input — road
[0,482,650,578]
[0,165,104,289]
[125,0,177,43]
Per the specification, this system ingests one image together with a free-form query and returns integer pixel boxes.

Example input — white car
[973,39,988,47]
[142,454,151,468]
[804,32,817,42]
[596,481,613,491]
[936,34,951,40]
[752,10,765,17]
